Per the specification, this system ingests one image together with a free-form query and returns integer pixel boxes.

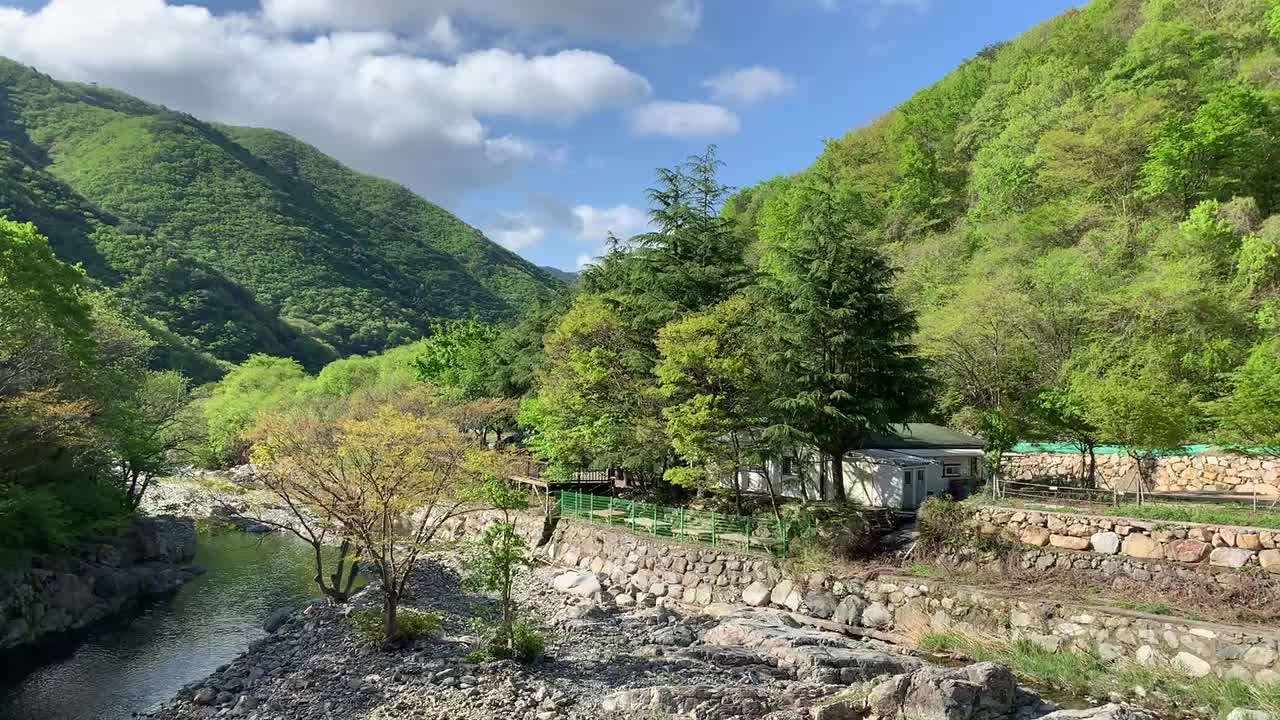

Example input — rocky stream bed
[140,551,1155,720]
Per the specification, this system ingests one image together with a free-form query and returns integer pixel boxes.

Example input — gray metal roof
[863,423,984,450]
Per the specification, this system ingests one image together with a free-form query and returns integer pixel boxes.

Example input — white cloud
[487,211,546,251]
[629,101,740,138]
[261,0,702,44]
[0,0,651,200]
[571,204,649,243]
[704,66,794,104]
[491,198,650,263]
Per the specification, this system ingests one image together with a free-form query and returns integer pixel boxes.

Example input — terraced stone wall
[1002,452,1280,496]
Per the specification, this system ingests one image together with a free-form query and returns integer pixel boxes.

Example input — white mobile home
[735,423,984,510]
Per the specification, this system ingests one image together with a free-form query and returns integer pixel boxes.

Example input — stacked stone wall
[1002,452,1280,496]
[448,511,1280,685]
[972,505,1280,576]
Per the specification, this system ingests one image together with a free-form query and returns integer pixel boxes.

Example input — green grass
[975,496,1280,531]
[920,631,1280,719]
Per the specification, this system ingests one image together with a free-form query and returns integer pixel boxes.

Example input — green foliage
[0,57,561,370]
[756,153,932,499]
[915,497,983,555]
[413,321,502,400]
[201,355,308,466]
[656,294,769,502]
[348,608,442,647]
[1206,335,1280,455]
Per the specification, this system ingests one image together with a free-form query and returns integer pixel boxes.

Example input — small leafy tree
[1071,350,1196,500]
[251,387,488,642]
[656,294,771,513]
[1206,336,1280,459]
[467,477,541,661]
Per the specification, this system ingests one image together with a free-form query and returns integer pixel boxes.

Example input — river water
[0,530,339,720]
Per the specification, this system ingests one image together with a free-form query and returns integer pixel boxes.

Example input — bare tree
[251,390,489,642]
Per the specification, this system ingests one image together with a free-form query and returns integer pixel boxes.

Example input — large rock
[865,661,1017,720]
[1261,549,1280,574]
[701,608,921,683]
[742,581,770,607]
[1089,532,1120,555]
[1121,534,1162,559]
[1209,547,1253,569]
[804,591,838,619]
[771,579,798,608]
[832,595,866,626]
[1021,527,1051,547]
[861,602,894,629]
[263,607,293,634]
[1037,705,1160,720]
[552,571,601,598]
[1173,651,1213,678]
[1050,534,1090,551]
[1167,539,1211,563]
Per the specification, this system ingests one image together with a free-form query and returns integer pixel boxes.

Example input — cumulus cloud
[489,196,651,259]
[629,100,740,138]
[704,66,794,104]
[260,0,701,44]
[0,0,651,200]
[487,211,547,251]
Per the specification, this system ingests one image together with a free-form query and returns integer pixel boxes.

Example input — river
[0,530,347,720]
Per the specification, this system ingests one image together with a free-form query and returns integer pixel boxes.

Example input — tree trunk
[1087,444,1097,488]
[383,592,399,645]
[829,451,847,503]
[732,465,743,515]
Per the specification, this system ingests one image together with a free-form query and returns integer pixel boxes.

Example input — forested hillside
[725,0,1280,449]
[0,58,562,379]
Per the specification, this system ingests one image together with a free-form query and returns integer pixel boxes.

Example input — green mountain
[0,58,562,381]
[727,0,1280,430]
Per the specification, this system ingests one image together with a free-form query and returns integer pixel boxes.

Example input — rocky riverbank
[0,515,200,651]
[142,551,1155,720]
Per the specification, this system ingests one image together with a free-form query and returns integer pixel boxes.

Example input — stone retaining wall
[1002,452,1280,496]
[972,505,1280,575]
[0,516,200,650]
[458,512,1280,686]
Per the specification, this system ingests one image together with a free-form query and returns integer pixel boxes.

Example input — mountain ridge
[0,57,562,379]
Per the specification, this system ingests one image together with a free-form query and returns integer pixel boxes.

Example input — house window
[943,464,961,478]
[782,456,798,475]
[903,470,914,487]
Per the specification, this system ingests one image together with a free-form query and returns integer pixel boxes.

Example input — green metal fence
[556,490,810,558]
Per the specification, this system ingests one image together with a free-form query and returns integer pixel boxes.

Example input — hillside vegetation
[724,0,1280,457]
[0,58,562,379]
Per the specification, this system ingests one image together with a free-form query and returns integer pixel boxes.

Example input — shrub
[466,617,546,663]
[776,501,873,560]
[915,496,987,555]
[510,622,545,662]
[347,608,442,647]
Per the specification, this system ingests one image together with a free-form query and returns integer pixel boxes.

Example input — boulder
[1037,705,1159,720]
[832,595,867,626]
[1167,539,1211,564]
[1021,527,1051,547]
[651,624,697,647]
[1050,534,1090,551]
[1121,534,1162,559]
[742,581,770,607]
[1209,547,1253,569]
[552,571,601,598]
[1237,534,1263,551]
[770,579,796,607]
[192,687,217,706]
[1259,549,1280,575]
[1225,710,1275,720]
[804,591,837,619]
[865,661,1017,720]
[861,602,893,629]
[1089,532,1120,555]
[1173,651,1213,678]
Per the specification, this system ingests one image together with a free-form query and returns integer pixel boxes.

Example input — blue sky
[0,1,1080,271]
